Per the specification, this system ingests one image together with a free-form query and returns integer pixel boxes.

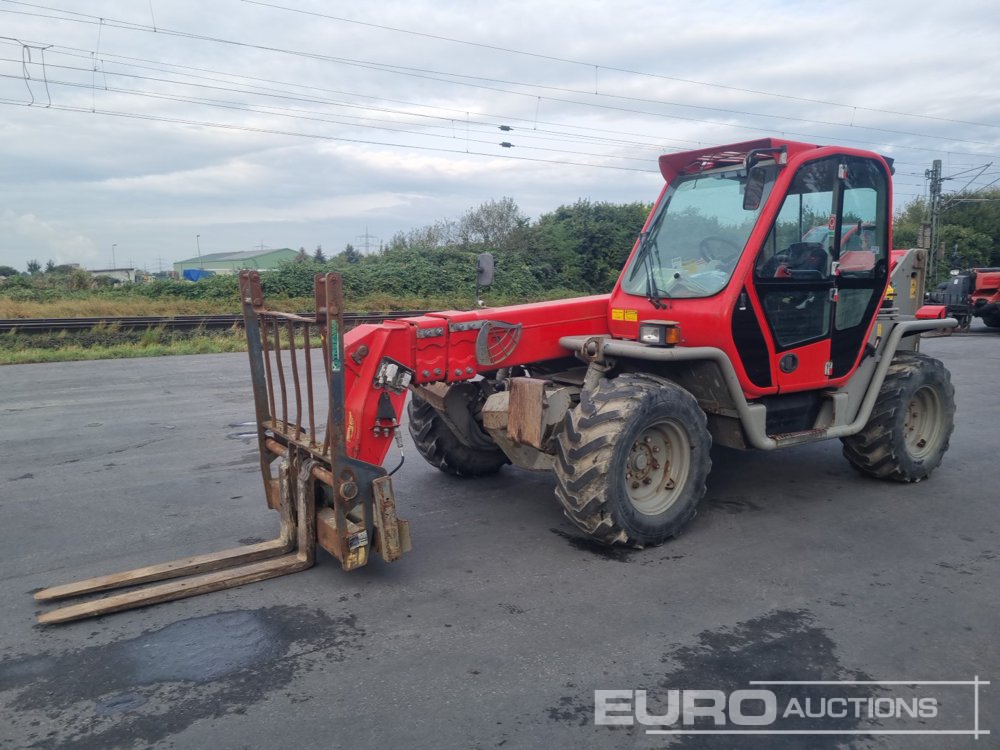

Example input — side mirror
[743,167,767,211]
[476,252,495,287]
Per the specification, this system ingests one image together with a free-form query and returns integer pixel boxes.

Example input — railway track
[0,311,430,334]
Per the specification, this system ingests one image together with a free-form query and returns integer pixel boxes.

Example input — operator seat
[774,242,827,278]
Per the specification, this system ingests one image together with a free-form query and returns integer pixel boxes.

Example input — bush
[0,284,62,302]
[134,275,240,301]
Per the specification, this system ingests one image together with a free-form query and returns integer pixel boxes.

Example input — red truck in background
[927,267,1000,329]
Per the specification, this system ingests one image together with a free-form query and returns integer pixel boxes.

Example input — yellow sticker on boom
[910,278,918,299]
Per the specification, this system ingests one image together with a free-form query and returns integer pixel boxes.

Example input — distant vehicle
[928,268,1000,329]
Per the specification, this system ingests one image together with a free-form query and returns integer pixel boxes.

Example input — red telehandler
[36,137,957,624]
[928,267,1000,329]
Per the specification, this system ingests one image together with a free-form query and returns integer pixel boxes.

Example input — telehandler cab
[36,137,957,624]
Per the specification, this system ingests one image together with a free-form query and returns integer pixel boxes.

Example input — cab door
[749,154,891,392]
[828,157,891,379]
[751,157,838,392]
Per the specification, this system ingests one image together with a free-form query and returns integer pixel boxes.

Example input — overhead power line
[0,94,661,174]
[242,0,1000,133]
[2,3,999,158]
[3,0,1000,205]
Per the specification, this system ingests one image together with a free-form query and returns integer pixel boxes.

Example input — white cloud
[96,159,274,196]
[0,210,99,266]
[0,0,997,271]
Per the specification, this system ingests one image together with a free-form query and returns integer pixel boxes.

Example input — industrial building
[173,248,298,276]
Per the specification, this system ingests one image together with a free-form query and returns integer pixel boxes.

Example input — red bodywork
[342,295,609,464]
[342,138,896,466]
[607,139,893,397]
[971,269,1000,307]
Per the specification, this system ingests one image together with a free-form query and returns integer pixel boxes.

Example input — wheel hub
[628,441,656,478]
[625,423,690,516]
[903,385,943,459]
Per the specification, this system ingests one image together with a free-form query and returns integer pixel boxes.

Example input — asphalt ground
[1,326,998,749]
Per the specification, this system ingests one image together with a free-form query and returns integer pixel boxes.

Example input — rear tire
[407,391,509,477]
[841,351,955,482]
[980,308,1000,329]
[554,374,712,546]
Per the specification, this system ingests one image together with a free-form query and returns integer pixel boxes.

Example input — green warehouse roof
[174,248,294,264]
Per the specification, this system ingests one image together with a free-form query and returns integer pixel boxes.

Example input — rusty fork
[34,272,409,625]
[35,457,318,625]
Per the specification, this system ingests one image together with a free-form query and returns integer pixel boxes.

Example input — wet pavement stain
[707,496,763,514]
[226,431,258,441]
[546,609,879,749]
[194,451,260,471]
[0,606,364,750]
[549,527,636,562]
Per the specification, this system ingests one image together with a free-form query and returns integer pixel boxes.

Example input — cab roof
[657,138,894,181]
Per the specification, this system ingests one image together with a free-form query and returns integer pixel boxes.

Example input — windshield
[621,166,776,299]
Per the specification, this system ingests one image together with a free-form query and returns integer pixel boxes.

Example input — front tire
[554,374,712,546]
[841,351,955,481]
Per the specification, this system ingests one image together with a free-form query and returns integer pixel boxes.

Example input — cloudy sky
[1,0,998,273]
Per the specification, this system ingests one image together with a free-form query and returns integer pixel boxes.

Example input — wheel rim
[624,420,691,515]
[903,385,944,459]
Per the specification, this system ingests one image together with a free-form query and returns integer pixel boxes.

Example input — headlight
[638,320,681,347]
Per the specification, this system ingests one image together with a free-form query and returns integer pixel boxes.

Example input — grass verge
[0,328,333,365]
[1,330,249,365]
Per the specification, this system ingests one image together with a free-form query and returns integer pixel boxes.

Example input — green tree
[0,265,19,277]
[938,224,992,271]
[26,259,40,274]
[522,200,652,292]
[44,259,56,273]
[892,197,927,248]
[458,197,528,252]
[294,247,309,263]
[313,245,326,263]
[343,243,360,264]
[67,268,94,291]
[939,188,1000,266]
[894,190,1000,277]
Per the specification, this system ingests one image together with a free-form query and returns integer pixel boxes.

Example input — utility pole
[196,234,203,269]
[356,226,379,254]
[925,159,942,281]
[112,243,117,269]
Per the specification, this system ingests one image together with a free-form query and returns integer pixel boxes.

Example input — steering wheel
[698,236,740,264]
